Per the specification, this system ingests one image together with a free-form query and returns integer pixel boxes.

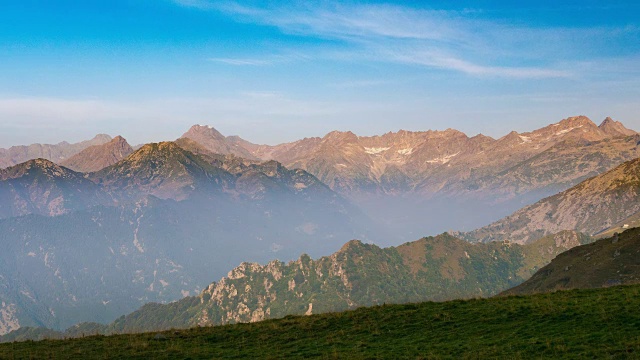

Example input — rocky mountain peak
[1,158,70,180]
[601,116,615,126]
[598,117,637,137]
[561,115,595,126]
[322,130,359,144]
[0,157,112,218]
[548,115,599,132]
[90,141,223,201]
[127,142,183,160]
[338,239,365,253]
[180,125,257,159]
[521,115,604,143]
[182,125,225,141]
[0,134,114,169]
[26,158,57,168]
[469,133,495,142]
[497,131,522,145]
[92,134,113,143]
[111,135,127,143]
[61,135,134,173]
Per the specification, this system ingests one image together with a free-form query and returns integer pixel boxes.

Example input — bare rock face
[0,134,112,169]
[180,125,258,160]
[61,136,133,173]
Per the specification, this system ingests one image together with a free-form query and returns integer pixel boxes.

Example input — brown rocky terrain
[179,125,258,160]
[226,116,638,201]
[186,116,639,238]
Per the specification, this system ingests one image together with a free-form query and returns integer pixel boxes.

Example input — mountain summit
[598,117,637,137]
[61,136,133,173]
[0,159,110,218]
[91,141,232,200]
[180,125,257,160]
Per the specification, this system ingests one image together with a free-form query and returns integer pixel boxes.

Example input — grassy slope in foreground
[502,227,640,296]
[2,285,640,359]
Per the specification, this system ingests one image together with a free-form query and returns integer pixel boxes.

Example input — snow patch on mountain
[426,152,460,164]
[364,147,390,155]
[555,125,583,136]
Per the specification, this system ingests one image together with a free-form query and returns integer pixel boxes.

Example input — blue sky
[0,1,639,147]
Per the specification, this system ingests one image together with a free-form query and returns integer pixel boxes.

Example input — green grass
[3,285,640,359]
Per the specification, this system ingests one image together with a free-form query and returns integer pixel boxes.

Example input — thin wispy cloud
[330,79,391,89]
[208,53,310,66]
[209,58,274,66]
[172,1,606,78]
[389,51,572,79]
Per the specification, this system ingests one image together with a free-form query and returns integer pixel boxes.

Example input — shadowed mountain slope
[501,227,640,296]
[0,159,111,219]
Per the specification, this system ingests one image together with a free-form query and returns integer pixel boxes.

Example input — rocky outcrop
[35,231,590,336]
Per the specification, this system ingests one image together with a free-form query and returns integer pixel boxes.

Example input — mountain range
[3,117,637,239]
[230,116,637,199]
[0,114,638,337]
[187,116,640,238]
[0,135,112,169]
